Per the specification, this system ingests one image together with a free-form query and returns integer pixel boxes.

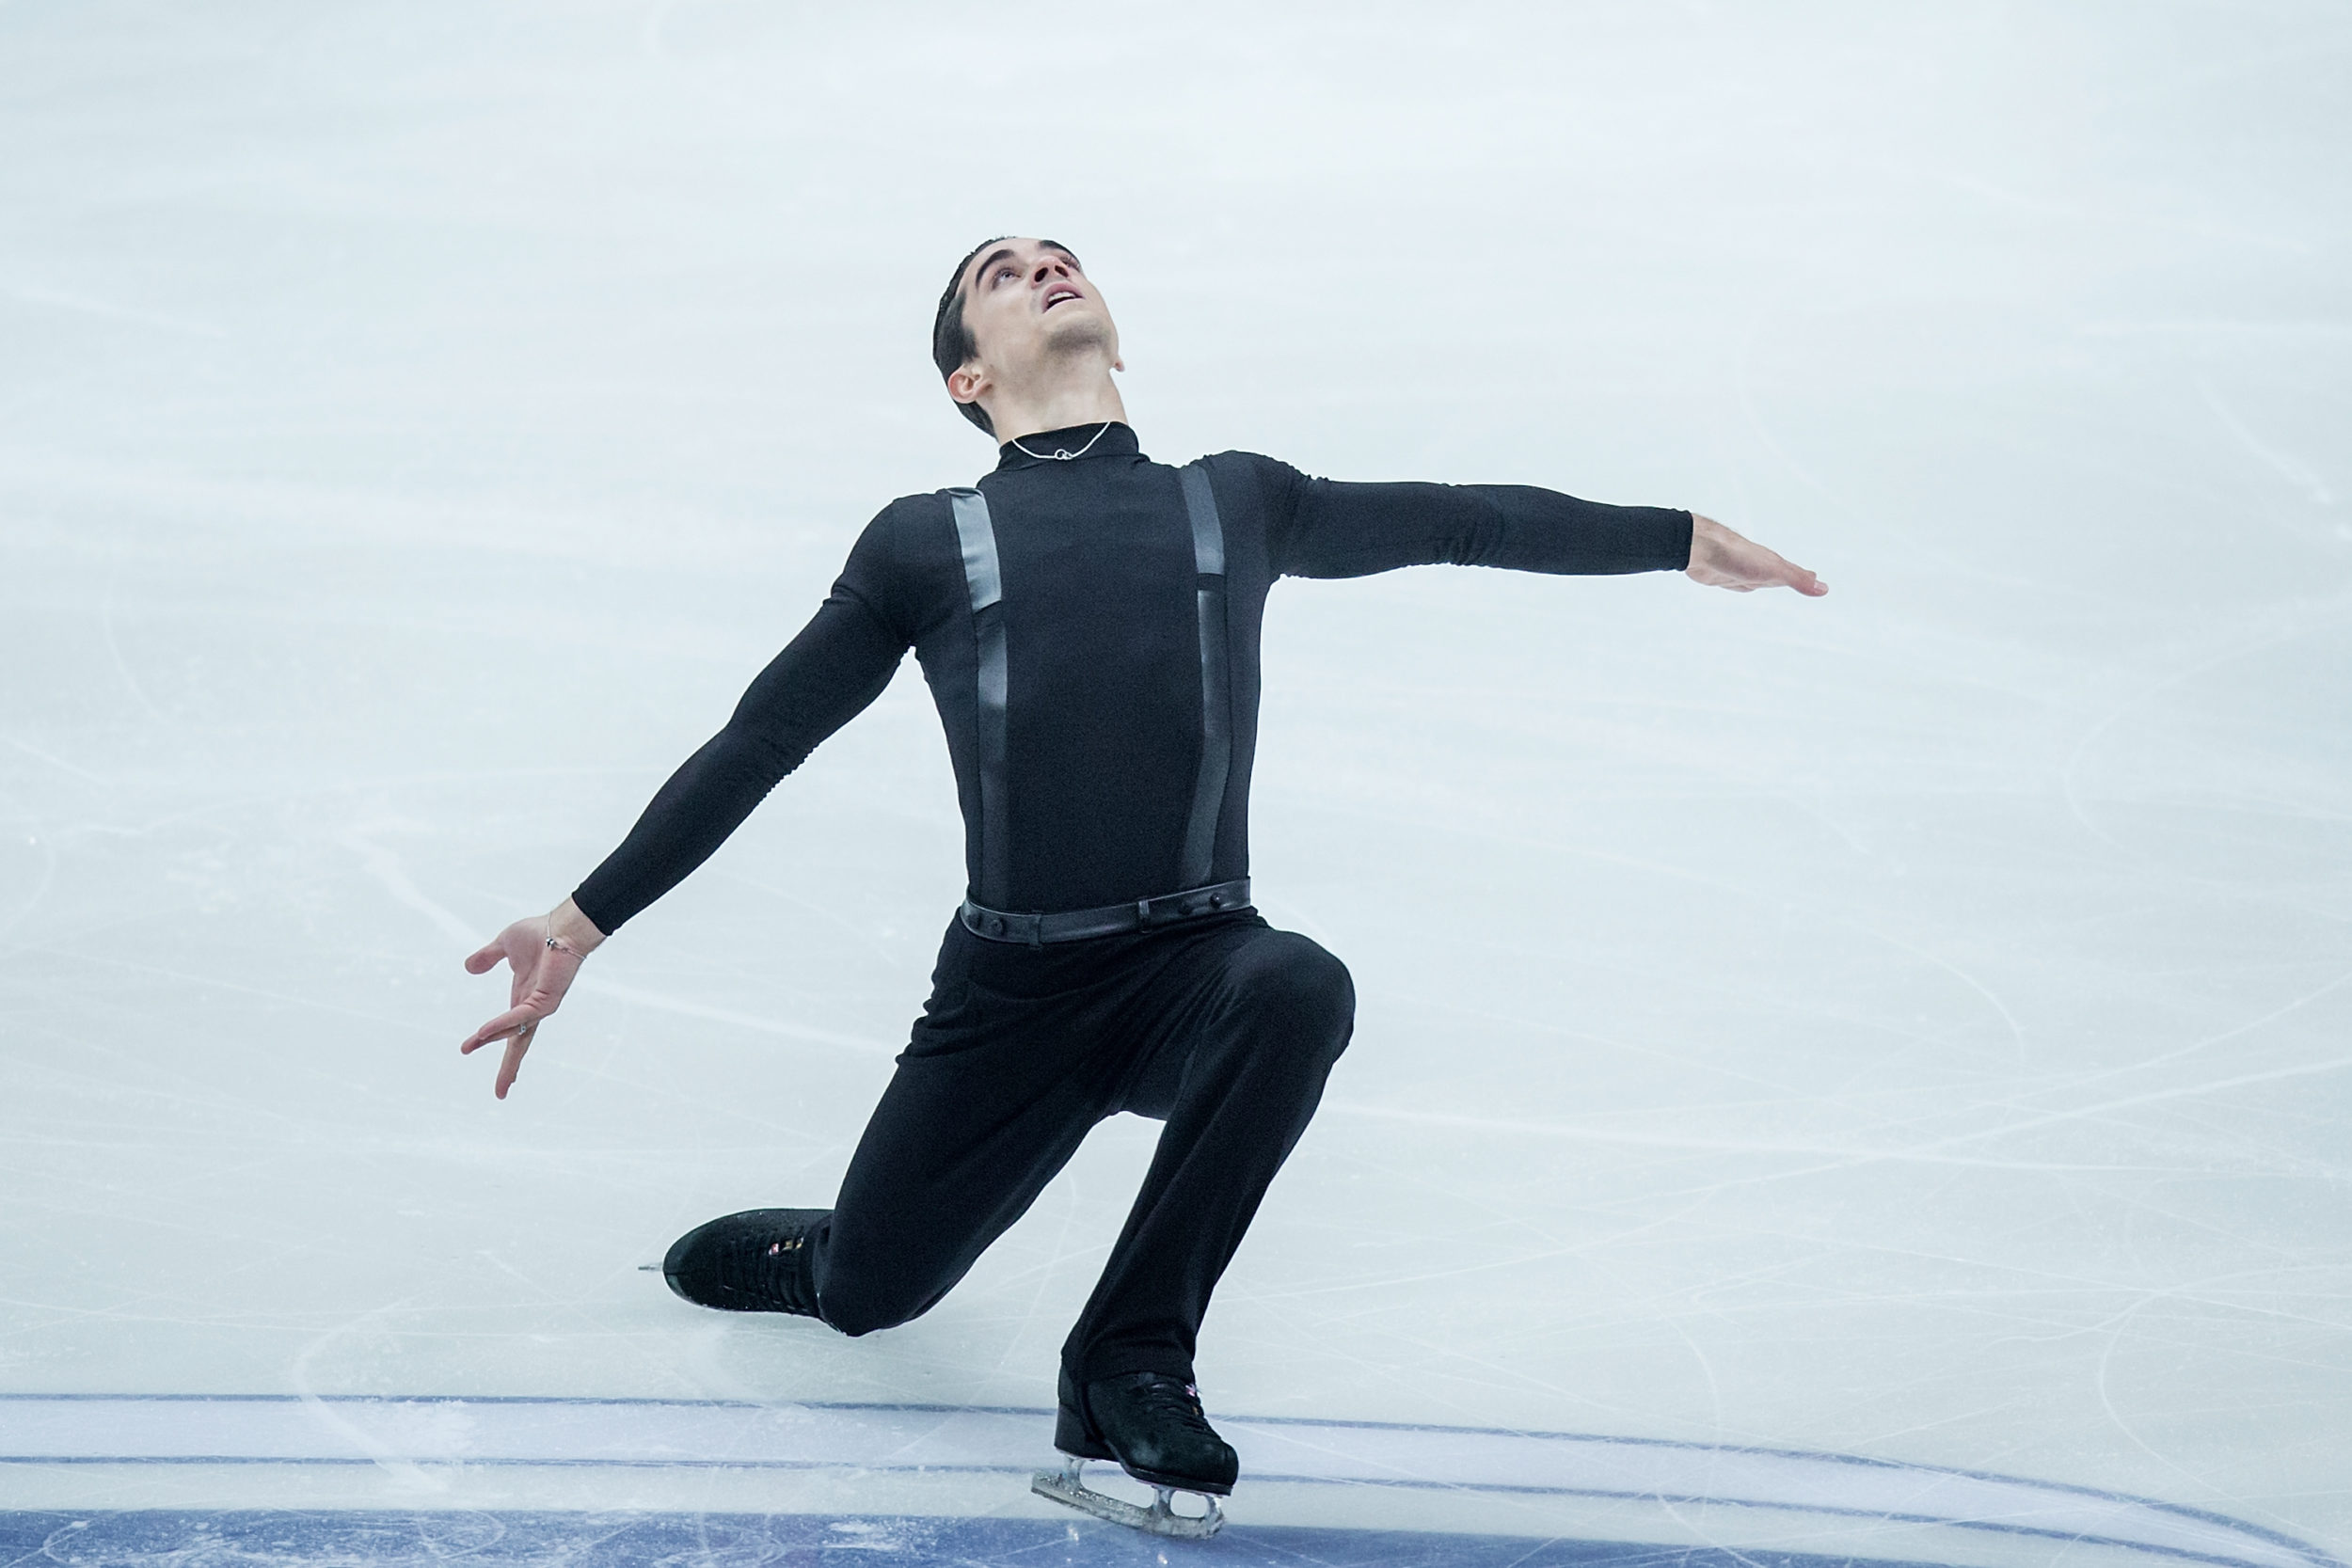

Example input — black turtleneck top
[571,426,1692,932]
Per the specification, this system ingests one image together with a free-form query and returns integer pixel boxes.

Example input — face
[950,238,1120,408]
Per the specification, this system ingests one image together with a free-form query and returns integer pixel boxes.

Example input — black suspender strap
[948,488,1012,910]
[1177,463,1232,890]
[950,466,1232,914]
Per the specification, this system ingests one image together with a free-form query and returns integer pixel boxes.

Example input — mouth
[1041,286,1084,311]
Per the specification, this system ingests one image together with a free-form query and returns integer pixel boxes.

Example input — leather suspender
[947,462,1232,912]
[948,488,1011,909]
[1176,464,1231,890]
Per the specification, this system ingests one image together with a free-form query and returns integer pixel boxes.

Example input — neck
[985,362,1128,448]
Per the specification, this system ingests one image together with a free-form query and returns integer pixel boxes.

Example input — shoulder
[868,488,960,535]
[845,490,956,562]
[1183,450,1305,512]
[1186,449,1297,482]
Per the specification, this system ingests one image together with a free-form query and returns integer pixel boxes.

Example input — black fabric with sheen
[572,425,1692,930]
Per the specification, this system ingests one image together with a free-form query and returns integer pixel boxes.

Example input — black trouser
[807,910,1354,1386]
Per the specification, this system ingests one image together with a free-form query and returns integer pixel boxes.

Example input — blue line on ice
[0,1511,2072,1568]
[0,1396,2335,1568]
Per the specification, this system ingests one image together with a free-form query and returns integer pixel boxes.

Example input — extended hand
[460,897,604,1100]
[1686,514,1826,595]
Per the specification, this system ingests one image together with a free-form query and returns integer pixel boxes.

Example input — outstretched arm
[456,528,912,1099]
[1257,460,1822,595]
[1685,513,1826,595]
[1268,469,1694,580]
[564,591,904,937]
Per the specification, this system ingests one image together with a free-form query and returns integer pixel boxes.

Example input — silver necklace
[1009,422,1113,462]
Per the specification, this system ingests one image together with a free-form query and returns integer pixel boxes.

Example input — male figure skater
[461,236,1823,1531]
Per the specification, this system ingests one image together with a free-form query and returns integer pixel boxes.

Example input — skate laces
[722,1228,814,1313]
[1133,1377,1217,1439]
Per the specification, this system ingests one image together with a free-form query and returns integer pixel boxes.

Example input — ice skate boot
[1030,1370,1234,1538]
[660,1208,825,1316]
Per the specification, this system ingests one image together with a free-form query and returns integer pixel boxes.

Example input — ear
[947,361,988,407]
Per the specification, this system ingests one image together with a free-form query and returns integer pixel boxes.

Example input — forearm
[570,725,789,932]
[568,592,907,935]
[1280,475,1692,580]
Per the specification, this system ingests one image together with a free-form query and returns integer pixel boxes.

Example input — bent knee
[813,1259,938,1338]
[1231,933,1356,1045]
[818,1295,896,1338]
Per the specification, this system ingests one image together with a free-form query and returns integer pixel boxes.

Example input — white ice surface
[1,0,2347,1559]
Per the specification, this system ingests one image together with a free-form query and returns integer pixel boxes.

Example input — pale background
[2,0,2346,1555]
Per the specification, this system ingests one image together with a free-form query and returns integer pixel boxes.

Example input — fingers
[463,915,564,1099]
[468,916,548,974]
[461,1005,537,1055]
[1693,549,1826,595]
[1737,543,1810,595]
[495,1024,534,1100]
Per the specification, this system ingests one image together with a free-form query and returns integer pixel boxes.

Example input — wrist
[546,897,607,958]
[1684,513,1724,576]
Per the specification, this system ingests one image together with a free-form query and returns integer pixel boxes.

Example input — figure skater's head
[930,236,1120,436]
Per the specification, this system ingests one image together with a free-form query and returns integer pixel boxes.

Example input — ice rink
[3,3,2348,1563]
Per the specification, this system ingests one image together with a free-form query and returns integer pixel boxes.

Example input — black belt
[961,879,1252,946]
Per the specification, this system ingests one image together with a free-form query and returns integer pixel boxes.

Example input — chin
[1041,310,1116,357]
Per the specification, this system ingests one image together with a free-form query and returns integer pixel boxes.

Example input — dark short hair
[930,236,1082,436]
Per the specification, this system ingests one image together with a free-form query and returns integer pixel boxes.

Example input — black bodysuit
[572,424,1691,930]
[575,422,1694,1386]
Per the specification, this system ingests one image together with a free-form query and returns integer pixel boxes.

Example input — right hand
[461,898,604,1100]
[1685,513,1827,595]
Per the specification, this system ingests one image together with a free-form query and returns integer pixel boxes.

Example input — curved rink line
[0,1395,2336,1568]
[0,1510,2240,1568]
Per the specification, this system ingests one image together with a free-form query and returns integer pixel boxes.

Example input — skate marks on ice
[0,1513,2192,1568]
[3,1397,2340,1568]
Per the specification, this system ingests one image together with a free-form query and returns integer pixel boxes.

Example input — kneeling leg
[815,1041,1108,1337]
[1063,927,1356,1384]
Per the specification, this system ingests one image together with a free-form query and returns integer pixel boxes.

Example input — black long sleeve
[571,587,907,934]
[1263,467,1692,580]
[569,427,1692,929]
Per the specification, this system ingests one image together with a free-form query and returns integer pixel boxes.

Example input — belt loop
[1027,914,1043,952]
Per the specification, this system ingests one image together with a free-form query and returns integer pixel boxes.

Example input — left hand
[460,899,602,1100]
[1685,514,1826,595]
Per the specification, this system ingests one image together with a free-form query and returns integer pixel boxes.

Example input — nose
[1030,256,1073,287]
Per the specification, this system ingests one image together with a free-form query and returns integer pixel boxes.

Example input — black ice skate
[1031,1370,1236,1539]
[660,1208,825,1316]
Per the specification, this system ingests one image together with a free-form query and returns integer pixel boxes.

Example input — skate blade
[1031,1459,1224,1540]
